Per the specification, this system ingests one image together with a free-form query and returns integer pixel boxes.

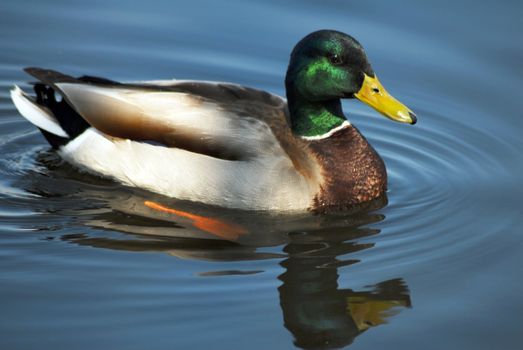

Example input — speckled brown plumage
[306,125,387,212]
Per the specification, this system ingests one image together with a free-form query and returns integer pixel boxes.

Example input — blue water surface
[0,0,522,349]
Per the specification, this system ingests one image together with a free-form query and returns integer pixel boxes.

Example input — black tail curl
[25,67,125,148]
[31,83,89,148]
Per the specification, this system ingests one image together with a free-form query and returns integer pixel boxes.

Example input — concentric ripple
[338,85,523,277]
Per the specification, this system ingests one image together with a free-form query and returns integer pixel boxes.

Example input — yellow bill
[355,73,417,124]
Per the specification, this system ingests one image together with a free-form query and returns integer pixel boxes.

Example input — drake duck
[11,30,416,212]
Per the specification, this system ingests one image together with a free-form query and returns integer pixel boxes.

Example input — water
[1,0,522,349]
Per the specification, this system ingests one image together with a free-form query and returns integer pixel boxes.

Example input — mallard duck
[11,30,416,212]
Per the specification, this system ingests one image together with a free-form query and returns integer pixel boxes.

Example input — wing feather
[55,82,285,160]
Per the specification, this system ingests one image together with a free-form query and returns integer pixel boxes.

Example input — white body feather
[59,128,312,211]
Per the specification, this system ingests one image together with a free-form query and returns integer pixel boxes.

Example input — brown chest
[307,125,387,211]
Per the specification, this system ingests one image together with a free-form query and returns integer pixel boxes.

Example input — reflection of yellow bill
[347,296,410,331]
[144,201,247,241]
[355,73,417,124]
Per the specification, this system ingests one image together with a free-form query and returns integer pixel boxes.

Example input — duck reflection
[55,195,410,349]
[28,157,411,349]
[279,226,411,349]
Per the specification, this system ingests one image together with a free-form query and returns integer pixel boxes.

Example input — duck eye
[328,53,342,65]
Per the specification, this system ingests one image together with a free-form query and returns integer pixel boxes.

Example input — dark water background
[1,0,522,349]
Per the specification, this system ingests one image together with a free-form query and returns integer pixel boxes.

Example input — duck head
[285,30,416,137]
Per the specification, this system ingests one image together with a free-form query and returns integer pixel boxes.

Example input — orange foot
[144,201,248,241]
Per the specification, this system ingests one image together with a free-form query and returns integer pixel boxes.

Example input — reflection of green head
[285,30,374,136]
[279,270,411,349]
[277,208,411,349]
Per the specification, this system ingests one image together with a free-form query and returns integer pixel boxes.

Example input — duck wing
[24,67,289,161]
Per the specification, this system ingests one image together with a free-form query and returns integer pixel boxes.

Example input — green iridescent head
[286,30,373,102]
[285,30,416,137]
